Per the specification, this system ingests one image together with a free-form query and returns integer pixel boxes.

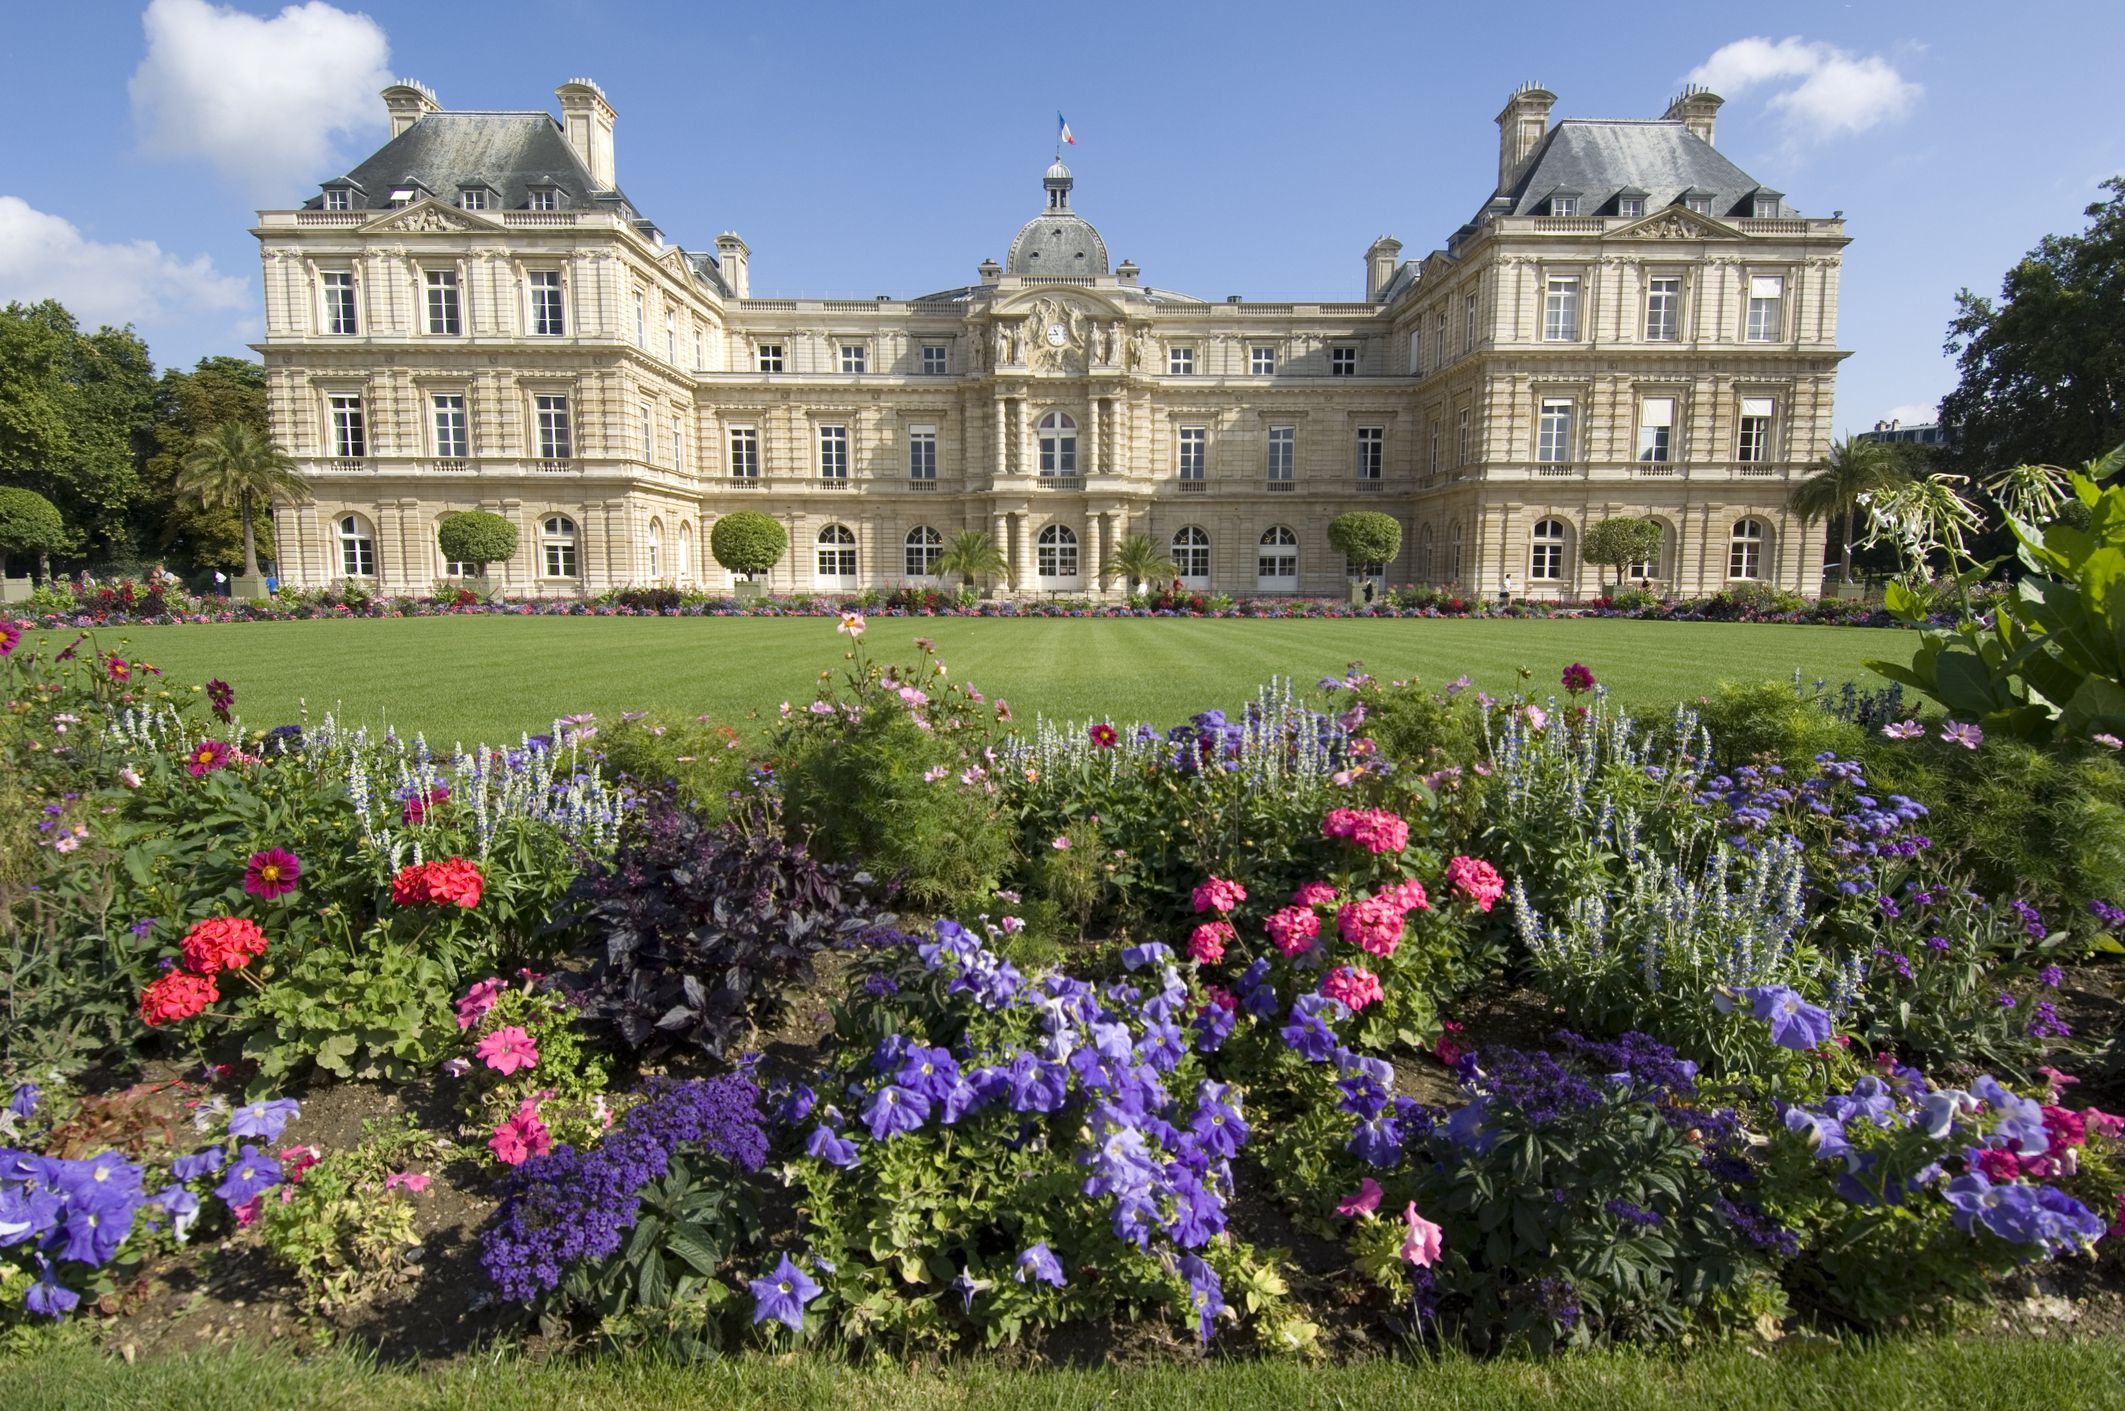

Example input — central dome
[1006,160,1110,275]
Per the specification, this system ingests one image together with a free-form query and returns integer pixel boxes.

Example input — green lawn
[8,1335,2123,1411]
[82,616,1905,746]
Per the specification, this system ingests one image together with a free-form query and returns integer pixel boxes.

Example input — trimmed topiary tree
[1326,511,1402,576]
[1581,516,1664,588]
[710,511,788,581]
[0,487,70,582]
[436,511,519,577]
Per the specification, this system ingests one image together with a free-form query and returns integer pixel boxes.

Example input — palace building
[255,78,1849,599]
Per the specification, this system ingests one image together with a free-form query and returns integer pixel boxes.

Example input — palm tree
[1104,533,1178,594]
[933,529,1010,592]
[174,423,311,580]
[1787,436,1907,585]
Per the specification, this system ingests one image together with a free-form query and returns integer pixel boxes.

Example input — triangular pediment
[359,199,497,236]
[1607,207,1740,241]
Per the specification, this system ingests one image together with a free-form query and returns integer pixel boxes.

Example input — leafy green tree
[437,511,519,576]
[933,529,1008,591]
[709,511,787,579]
[1787,436,1909,582]
[1104,533,1177,594]
[1326,511,1402,575]
[173,423,311,579]
[139,356,271,574]
[0,300,157,561]
[1941,177,2125,475]
[0,487,70,580]
[1580,517,1664,588]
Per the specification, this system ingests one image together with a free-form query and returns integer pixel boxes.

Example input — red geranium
[139,970,218,1026]
[392,857,485,909]
[179,915,269,975]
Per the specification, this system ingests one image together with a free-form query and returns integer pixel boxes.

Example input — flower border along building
[256,78,1848,600]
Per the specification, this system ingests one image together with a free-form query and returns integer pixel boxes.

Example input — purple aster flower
[1744,985,1835,1051]
[803,1125,858,1168]
[860,1084,930,1141]
[748,1253,821,1331]
[214,1145,282,1208]
[226,1098,300,1142]
[1015,1242,1066,1287]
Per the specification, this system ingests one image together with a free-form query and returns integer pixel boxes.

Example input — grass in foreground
[6,1333,2124,1411]
[94,616,1903,745]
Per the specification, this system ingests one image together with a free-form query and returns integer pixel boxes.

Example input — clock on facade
[1046,322,1068,346]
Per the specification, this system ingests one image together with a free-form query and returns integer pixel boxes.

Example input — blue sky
[4,0,2120,435]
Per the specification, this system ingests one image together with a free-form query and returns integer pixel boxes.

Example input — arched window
[1172,526,1210,584]
[1530,518,1567,580]
[1448,521,1464,582]
[817,524,858,579]
[541,515,579,577]
[904,525,943,578]
[1416,524,1435,580]
[647,518,663,580]
[337,513,377,578]
[1257,525,1298,592]
[1036,523,1079,578]
[677,522,693,583]
[1729,518,1767,580]
[1037,412,1077,476]
[1628,520,1670,582]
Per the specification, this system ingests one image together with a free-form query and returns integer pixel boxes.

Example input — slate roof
[1492,120,1793,219]
[1006,211,1111,276]
[307,111,634,216]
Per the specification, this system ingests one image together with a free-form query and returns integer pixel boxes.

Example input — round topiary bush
[436,511,519,574]
[0,486,70,578]
[710,511,788,579]
[1326,511,1402,572]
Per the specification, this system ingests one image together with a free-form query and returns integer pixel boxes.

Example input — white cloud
[0,196,248,327]
[1879,402,1940,427]
[129,0,393,199]
[1689,37,1920,141]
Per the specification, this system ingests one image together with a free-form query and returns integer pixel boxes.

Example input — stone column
[1085,510,1104,595]
[1016,397,1032,479]
[1088,396,1102,475]
[992,396,1007,481]
[991,511,1009,585]
[1011,511,1030,592]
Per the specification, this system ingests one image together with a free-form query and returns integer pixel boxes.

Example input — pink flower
[278,1145,321,1183]
[1322,965,1384,1011]
[1335,1178,1383,1217]
[1191,876,1248,915]
[1051,836,1071,851]
[1265,905,1321,958]
[2085,1108,2125,1142]
[476,1025,539,1075]
[1320,807,1409,854]
[1336,894,1408,957]
[243,847,302,900]
[1433,1020,1468,1068]
[1882,720,1925,740]
[1445,856,1506,912]
[1941,721,1984,750]
[1972,1147,2022,1183]
[1188,920,1234,964]
[232,1194,264,1227]
[488,1101,553,1166]
[455,977,504,1030]
[1524,705,1549,732]
[1400,1201,1443,1267]
[1291,881,1339,908]
[385,1171,432,1194]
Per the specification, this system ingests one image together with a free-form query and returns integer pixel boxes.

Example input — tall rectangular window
[1456,408,1471,466]
[1536,399,1574,463]
[818,425,848,479]
[728,426,759,479]
[633,291,647,348]
[1543,276,1580,341]
[1250,346,1277,375]
[529,271,564,336]
[1177,427,1206,481]
[839,344,866,374]
[1409,327,1422,375]
[1266,425,1295,481]
[322,271,357,334]
[1167,346,1194,375]
[1738,397,1775,463]
[666,311,677,363]
[909,426,937,480]
[1645,277,1680,341]
[430,394,467,459]
[424,270,460,335]
[1330,346,1357,377]
[328,394,365,457]
[1637,397,1675,462]
[1355,426,1384,480]
[1428,421,1440,476]
[1464,290,1477,351]
[921,344,948,375]
[756,343,784,373]
[640,402,654,462]
[534,394,572,459]
[1746,275,1785,342]
[671,416,684,473]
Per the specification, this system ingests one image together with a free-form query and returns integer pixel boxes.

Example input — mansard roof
[306,111,634,216]
[1496,120,1794,219]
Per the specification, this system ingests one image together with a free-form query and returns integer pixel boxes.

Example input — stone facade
[257,79,1848,600]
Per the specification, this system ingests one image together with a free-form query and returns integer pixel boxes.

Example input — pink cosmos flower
[1400,1201,1443,1268]
[1051,835,1071,851]
[455,977,505,1030]
[243,847,302,900]
[1192,876,1248,914]
[836,611,865,638]
[1188,920,1234,964]
[1292,881,1339,908]
[476,1025,539,1075]
[1524,705,1549,733]
[1941,721,1984,750]
[1335,1178,1383,1217]
[1882,720,1925,740]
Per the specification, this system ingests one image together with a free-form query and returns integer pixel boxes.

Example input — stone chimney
[380,80,440,139]
[555,78,617,188]
[1494,83,1556,192]
[1365,236,1402,302]
[715,232,750,299]
[1663,85,1723,146]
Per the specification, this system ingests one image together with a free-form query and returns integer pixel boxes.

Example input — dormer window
[1752,193,1782,219]
[388,188,415,207]
[460,188,490,211]
[528,187,560,212]
[1681,189,1713,216]
[322,188,351,211]
[1617,196,1644,219]
[1549,195,1578,218]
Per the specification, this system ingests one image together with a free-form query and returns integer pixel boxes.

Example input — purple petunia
[214,1145,282,1208]
[748,1252,821,1331]
[860,1084,930,1142]
[226,1098,300,1142]
[1743,985,1835,1052]
[804,1125,858,1168]
[1015,1242,1066,1287]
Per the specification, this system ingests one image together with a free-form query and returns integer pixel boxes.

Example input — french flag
[1058,112,1076,146]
